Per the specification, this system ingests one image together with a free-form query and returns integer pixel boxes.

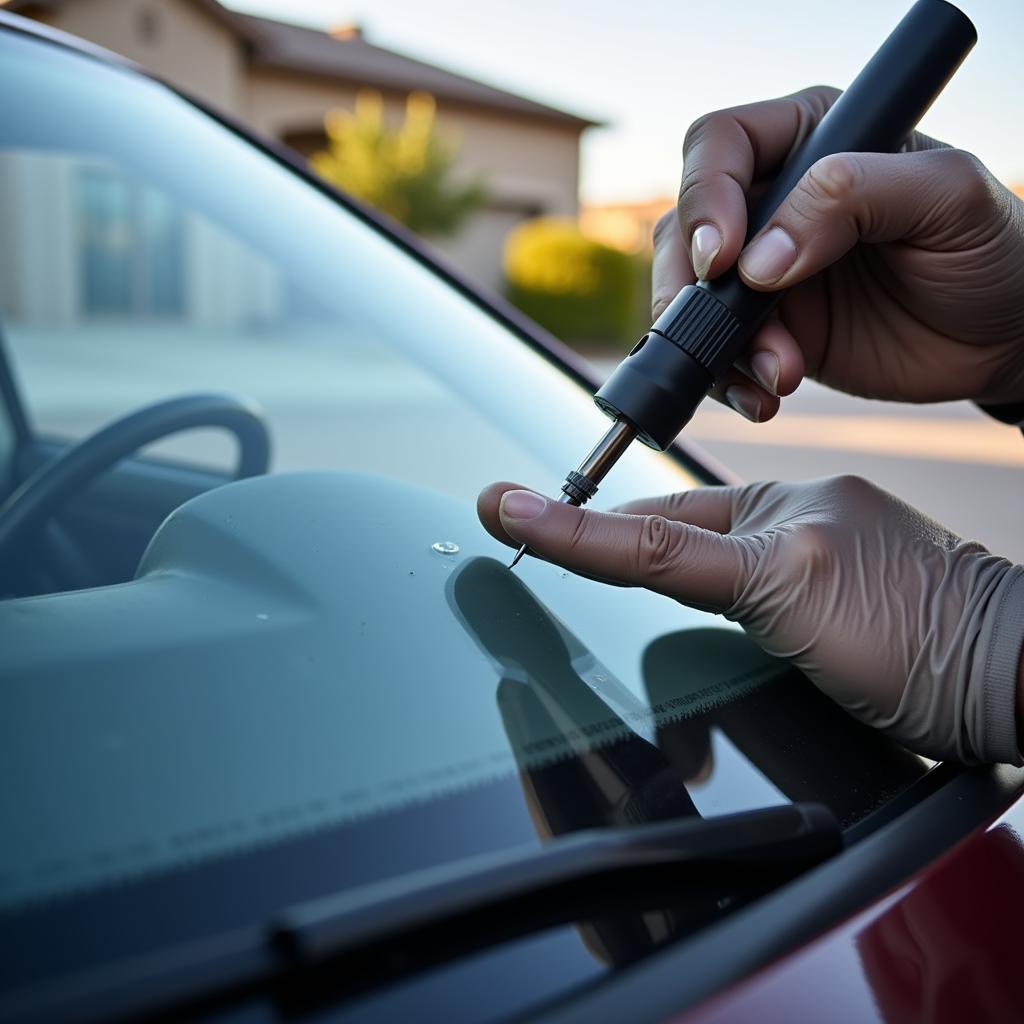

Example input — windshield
[0,26,932,1018]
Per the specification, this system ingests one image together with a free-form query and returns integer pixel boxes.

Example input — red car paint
[681,797,1024,1022]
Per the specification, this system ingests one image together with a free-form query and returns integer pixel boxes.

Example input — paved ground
[590,358,1024,564]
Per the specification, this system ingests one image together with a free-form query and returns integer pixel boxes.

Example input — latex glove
[478,477,1024,765]
[654,86,1024,422]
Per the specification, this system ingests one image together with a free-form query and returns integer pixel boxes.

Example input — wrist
[970,563,1024,765]
[1018,644,1024,737]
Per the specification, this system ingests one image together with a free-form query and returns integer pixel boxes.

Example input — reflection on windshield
[449,557,697,825]
[446,557,924,968]
[450,558,930,845]
[645,631,928,825]
[450,557,726,965]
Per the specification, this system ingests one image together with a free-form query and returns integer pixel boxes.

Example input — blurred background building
[4,0,1024,562]
[1,0,595,292]
[579,196,672,255]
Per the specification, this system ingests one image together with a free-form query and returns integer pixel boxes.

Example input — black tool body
[594,0,977,451]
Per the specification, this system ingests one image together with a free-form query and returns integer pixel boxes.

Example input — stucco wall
[243,69,358,140]
[0,154,77,325]
[436,106,580,218]
[46,0,245,115]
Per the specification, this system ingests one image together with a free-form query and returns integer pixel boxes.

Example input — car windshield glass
[0,26,930,960]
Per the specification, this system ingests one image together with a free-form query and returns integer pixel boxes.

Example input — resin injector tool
[511,0,976,568]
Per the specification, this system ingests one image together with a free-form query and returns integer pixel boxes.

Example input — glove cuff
[975,564,1024,765]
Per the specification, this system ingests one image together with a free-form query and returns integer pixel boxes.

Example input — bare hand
[657,86,1024,422]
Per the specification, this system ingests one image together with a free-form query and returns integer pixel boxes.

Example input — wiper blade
[271,803,840,984]
[4,805,838,1024]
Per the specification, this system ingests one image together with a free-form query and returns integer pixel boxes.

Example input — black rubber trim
[526,763,1024,1024]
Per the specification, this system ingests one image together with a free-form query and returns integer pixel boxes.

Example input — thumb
[736,148,994,290]
[497,489,755,610]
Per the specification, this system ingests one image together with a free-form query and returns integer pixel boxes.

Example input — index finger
[678,86,839,280]
[610,487,739,534]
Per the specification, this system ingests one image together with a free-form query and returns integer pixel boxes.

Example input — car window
[0,26,931,953]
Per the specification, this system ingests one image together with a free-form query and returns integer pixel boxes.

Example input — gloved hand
[478,476,1024,765]
[657,85,1024,422]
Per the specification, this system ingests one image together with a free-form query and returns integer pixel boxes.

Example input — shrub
[503,218,636,345]
[310,90,486,238]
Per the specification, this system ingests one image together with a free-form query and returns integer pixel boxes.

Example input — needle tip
[509,544,528,569]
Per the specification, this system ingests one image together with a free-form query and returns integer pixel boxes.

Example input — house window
[137,7,161,46]
[75,168,184,317]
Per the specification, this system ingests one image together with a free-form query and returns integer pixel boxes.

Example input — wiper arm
[271,803,840,992]
[7,804,839,1023]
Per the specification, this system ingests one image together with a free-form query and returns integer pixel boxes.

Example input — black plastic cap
[594,331,712,451]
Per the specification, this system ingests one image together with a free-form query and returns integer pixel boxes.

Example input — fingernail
[739,227,797,285]
[725,385,761,423]
[500,490,547,521]
[750,350,780,394]
[690,223,722,280]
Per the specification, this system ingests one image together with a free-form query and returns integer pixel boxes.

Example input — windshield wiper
[270,803,840,1004]
[4,803,840,1024]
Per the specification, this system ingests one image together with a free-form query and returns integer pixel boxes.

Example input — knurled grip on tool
[594,284,749,451]
[654,287,744,376]
[561,471,599,505]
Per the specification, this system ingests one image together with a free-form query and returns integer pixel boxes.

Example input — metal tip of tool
[508,419,638,572]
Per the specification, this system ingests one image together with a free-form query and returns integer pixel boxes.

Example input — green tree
[310,90,486,238]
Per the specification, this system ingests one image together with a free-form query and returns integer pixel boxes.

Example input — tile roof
[233,11,599,127]
[0,0,600,127]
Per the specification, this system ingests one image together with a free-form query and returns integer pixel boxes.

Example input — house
[1,0,597,290]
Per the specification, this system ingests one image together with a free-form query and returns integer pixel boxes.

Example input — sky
[228,0,1024,204]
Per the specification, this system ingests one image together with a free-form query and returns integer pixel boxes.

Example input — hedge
[503,217,637,345]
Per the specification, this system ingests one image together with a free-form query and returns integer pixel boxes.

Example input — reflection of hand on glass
[447,556,701,966]
[447,557,698,830]
[446,559,873,968]
[478,477,1024,765]
[643,628,925,824]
